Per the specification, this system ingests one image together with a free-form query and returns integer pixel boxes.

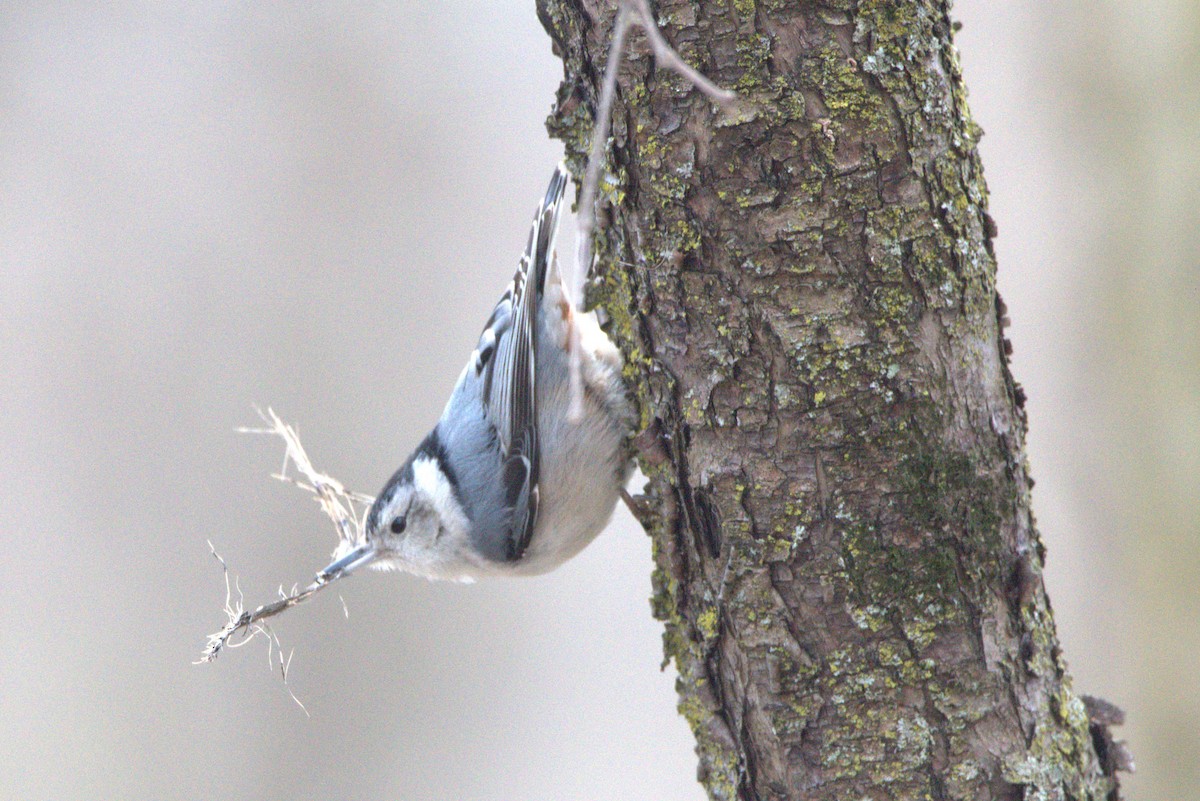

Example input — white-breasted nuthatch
[319,166,633,583]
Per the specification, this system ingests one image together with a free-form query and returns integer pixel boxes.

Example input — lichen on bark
[538,1,1120,799]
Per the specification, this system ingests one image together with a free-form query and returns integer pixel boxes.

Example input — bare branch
[627,0,737,105]
[569,7,632,419]
[568,1,734,418]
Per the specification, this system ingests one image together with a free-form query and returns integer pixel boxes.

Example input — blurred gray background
[0,2,1194,799]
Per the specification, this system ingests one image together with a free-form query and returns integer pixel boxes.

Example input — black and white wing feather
[471,166,569,560]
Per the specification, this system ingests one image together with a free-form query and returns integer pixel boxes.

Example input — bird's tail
[532,163,570,294]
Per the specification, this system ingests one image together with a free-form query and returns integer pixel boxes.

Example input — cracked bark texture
[537,1,1121,800]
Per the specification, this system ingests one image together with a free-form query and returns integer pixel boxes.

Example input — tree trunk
[537,1,1121,800]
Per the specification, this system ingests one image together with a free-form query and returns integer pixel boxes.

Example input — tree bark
[538,1,1121,800]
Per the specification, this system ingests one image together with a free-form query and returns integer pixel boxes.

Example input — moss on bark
[538,1,1118,799]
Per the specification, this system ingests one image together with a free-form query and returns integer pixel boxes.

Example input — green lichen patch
[734,32,773,93]
[1004,680,1115,801]
[806,44,885,125]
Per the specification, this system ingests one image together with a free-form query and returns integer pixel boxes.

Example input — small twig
[197,408,373,669]
[570,7,632,420]
[197,573,332,664]
[569,0,735,418]
[627,0,737,106]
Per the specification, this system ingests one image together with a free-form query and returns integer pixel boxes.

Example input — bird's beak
[316,543,377,584]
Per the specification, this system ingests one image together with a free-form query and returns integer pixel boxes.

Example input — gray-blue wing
[471,166,568,561]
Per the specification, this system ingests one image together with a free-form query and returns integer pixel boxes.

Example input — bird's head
[317,433,468,581]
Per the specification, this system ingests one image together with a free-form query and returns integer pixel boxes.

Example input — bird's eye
[390,516,407,534]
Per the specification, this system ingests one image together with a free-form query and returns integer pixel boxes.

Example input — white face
[368,455,470,568]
